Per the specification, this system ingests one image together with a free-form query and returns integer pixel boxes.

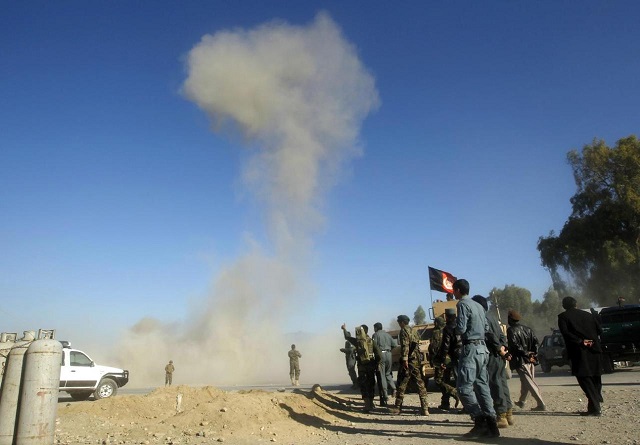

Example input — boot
[485,416,501,438]
[388,400,402,415]
[462,416,488,439]
[438,394,450,410]
[496,412,509,428]
[290,377,295,386]
[420,397,430,416]
[453,389,461,408]
[379,397,388,407]
[295,379,300,386]
[363,397,374,413]
[506,408,515,426]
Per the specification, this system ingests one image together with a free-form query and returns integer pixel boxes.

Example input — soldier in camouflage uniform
[436,308,462,410]
[388,314,429,416]
[339,341,359,389]
[342,323,381,413]
[288,344,302,386]
[430,316,457,410]
[164,360,175,386]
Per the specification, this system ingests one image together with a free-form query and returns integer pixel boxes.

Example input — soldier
[288,344,302,386]
[372,322,398,406]
[437,308,462,410]
[472,295,515,428]
[164,360,175,386]
[342,323,381,413]
[339,340,359,389]
[431,314,459,410]
[388,314,429,416]
[507,310,546,411]
[454,279,499,439]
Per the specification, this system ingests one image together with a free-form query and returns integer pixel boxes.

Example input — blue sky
[1,2,639,382]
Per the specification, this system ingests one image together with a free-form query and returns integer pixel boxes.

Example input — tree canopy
[538,135,640,306]
[413,305,426,325]
[488,285,581,338]
[487,284,532,322]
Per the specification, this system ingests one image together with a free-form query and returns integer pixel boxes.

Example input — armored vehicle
[389,300,458,384]
[600,304,640,372]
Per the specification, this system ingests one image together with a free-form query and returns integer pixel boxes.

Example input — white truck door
[60,350,99,389]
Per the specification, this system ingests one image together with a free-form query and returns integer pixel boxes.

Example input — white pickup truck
[59,341,129,400]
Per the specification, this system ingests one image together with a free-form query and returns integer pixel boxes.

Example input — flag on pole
[428,266,457,293]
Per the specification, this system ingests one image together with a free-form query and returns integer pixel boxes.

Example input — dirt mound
[56,385,342,444]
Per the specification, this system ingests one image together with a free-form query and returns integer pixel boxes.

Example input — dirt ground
[55,368,640,445]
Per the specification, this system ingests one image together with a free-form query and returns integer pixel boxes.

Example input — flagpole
[429,287,434,320]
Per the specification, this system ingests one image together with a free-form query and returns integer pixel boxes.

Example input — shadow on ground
[279,385,576,445]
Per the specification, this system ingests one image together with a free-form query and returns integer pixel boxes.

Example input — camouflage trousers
[289,362,300,379]
[434,364,457,406]
[394,360,428,408]
[357,361,377,398]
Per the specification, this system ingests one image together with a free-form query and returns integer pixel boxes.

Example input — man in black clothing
[558,296,604,416]
[507,310,546,411]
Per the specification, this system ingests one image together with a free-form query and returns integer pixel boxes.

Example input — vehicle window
[625,312,640,323]
[544,337,553,347]
[70,351,93,367]
[602,310,640,324]
[552,336,564,346]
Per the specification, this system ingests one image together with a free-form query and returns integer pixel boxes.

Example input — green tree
[487,285,533,322]
[413,305,426,325]
[528,287,564,336]
[538,135,640,306]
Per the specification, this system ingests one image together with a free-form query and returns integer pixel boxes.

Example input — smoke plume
[116,13,378,386]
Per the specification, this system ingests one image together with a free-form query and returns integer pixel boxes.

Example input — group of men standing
[341,313,443,417]
[340,322,399,404]
[338,277,605,440]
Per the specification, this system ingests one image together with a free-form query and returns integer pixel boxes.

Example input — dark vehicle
[537,330,569,373]
[600,304,640,372]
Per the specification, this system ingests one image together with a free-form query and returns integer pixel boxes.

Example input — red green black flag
[428,266,457,293]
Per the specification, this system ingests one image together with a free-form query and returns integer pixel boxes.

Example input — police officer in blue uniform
[454,279,499,438]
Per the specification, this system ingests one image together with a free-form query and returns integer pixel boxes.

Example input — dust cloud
[116,13,378,387]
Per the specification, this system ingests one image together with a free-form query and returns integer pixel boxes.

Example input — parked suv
[59,341,129,400]
[537,330,569,373]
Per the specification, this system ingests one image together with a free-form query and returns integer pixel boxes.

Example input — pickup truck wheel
[94,378,118,399]
[70,391,93,401]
